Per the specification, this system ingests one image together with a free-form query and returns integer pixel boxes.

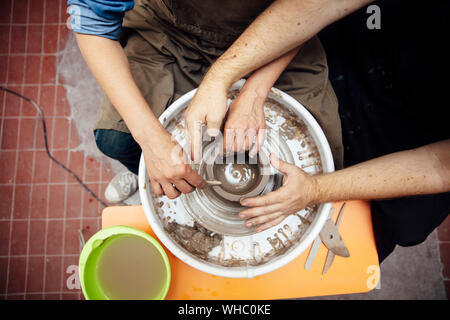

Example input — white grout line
[78,139,88,300]
[1,115,71,119]
[0,52,64,57]
[98,154,104,219]
[1,219,102,226]
[2,290,82,298]
[22,0,32,296]
[0,146,72,151]
[41,0,49,300]
[1,290,83,301]
[15,290,82,294]
[54,0,68,299]
[1,254,81,258]
[0,23,66,26]
[0,217,104,222]
[0,83,68,87]
[2,0,14,297]
[4,0,23,296]
[64,122,83,296]
[0,180,114,186]
[0,84,7,142]
[81,149,87,219]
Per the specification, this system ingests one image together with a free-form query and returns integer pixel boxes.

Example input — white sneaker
[104,171,138,204]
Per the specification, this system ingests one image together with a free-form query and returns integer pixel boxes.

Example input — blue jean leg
[94,129,142,175]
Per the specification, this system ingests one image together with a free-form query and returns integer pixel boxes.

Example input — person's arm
[185,0,374,161]
[241,47,301,98]
[223,47,300,156]
[239,140,450,232]
[74,35,205,199]
[69,1,204,198]
[207,0,373,88]
[75,34,162,144]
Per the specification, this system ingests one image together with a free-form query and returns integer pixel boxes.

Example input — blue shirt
[67,0,134,40]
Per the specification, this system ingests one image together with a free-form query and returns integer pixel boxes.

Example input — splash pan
[139,80,334,278]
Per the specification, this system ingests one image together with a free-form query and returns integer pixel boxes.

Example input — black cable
[0,86,107,207]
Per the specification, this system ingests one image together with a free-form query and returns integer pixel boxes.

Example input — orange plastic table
[101,201,379,299]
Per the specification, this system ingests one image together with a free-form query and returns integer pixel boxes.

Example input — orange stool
[101,200,379,299]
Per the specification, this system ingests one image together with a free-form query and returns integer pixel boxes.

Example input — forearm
[243,47,301,97]
[206,0,373,89]
[312,140,450,204]
[75,33,166,144]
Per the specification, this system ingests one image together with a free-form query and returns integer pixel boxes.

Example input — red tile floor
[0,0,115,299]
[0,0,449,300]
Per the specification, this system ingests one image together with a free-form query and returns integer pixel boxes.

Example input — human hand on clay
[223,85,266,157]
[185,46,300,163]
[184,81,229,163]
[141,130,206,199]
[238,153,317,232]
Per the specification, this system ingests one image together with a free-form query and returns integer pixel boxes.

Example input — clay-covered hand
[141,131,206,199]
[238,153,317,232]
[223,87,266,157]
[184,82,229,163]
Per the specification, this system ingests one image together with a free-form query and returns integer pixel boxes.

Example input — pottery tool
[319,203,350,258]
[323,202,348,274]
[205,180,222,186]
[304,208,334,270]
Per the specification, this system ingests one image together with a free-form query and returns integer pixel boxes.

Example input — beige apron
[94,0,344,168]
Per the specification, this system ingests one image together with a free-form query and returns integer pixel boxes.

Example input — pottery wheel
[144,84,327,269]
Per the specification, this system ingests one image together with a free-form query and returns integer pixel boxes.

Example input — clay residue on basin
[166,221,223,261]
[248,205,318,266]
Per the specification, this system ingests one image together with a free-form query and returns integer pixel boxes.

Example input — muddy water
[96,235,167,300]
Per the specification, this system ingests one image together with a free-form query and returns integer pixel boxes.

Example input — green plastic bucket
[78,225,171,300]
